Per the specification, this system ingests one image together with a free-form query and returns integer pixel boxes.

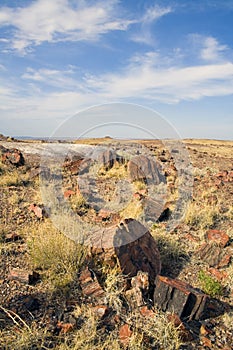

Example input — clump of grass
[28,220,87,293]
[98,162,127,179]
[198,270,223,297]
[126,308,183,350]
[184,200,220,230]
[0,306,50,350]
[0,169,24,187]
[152,225,188,276]
[102,265,125,313]
[120,199,144,221]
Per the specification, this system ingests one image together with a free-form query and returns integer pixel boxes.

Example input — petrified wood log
[90,219,161,285]
[154,275,225,321]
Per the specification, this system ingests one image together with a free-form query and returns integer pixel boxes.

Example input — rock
[119,324,132,348]
[8,269,40,284]
[1,147,24,167]
[28,203,44,219]
[92,305,109,318]
[98,149,117,170]
[198,243,231,268]
[64,189,75,199]
[4,232,21,242]
[63,154,84,174]
[167,313,194,341]
[22,296,40,311]
[57,321,74,334]
[206,230,229,248]
[90,219,161,285]
[139,306,155,318]
[128,155,165,184]
[154,276,227,321]
[125,271,149,308]
[114,220,161,285]
[79,267,105,302]
[207,268,228,281]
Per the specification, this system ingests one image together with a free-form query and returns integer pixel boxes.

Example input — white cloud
[131,5,172,46]
[22,67,83,90]
[0,0,133,53]
[190,34,228,62]
[83,52,233,102]
[201,36,228,61]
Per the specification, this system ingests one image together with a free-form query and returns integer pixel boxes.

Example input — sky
[0,0,233,139]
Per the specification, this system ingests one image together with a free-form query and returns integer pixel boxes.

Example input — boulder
[127,155,165,184]
[154,275,225,320]
[1,147,24,167]
[90,219,161,285]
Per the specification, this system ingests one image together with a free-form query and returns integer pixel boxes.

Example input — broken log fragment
[8,269,40,285]
[90,219,161,285]
[79,266,105,302]
[154,275,225,321]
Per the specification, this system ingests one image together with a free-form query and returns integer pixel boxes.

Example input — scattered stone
[206,229,229,248]
[207,268,228,281]
[217,254,231,268]
[64,189,75,199]
[4,232,21,242]
[90,219,161,285]
[8,269,40,285]
[98,149,117,170]
[79,267,105,302]
[167,313,194,341]
[1,147,24,167]
[57,321,74,334]
[119,324,132,348]
[154,275,209,321]
[128,155,165,184]
[92,305,109,318]
[28,203,44,219]
[198,243,231,268]
[139,306,155,318]
[125,271,149,308]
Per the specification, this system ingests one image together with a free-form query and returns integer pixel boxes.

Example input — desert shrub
[198,270,223,297]
[28,220,87,293]
[184,201,220,230]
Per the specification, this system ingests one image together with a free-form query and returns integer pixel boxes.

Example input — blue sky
[0,0,233,139]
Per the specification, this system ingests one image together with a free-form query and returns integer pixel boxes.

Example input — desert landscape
[0,134,232,349]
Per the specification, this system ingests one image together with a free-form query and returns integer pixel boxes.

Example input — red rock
[119,324,132,347]
[57,321,74,334]
[79,267,105,301]
[64,189,75,199]
[1,148,24,167]
[8,269,40,284]
[139,306,155,318]
[154,275,210,320]
[216,170,228,178]
[184,233,200,242]
[92,305,109,318]
[207,268,228,281]
[201,336,212,348]
[167,314,193,341]
[98,208,113,219]
[206,229,229,248]
[133,192,143,200]
[217,254,231,268]
[28,204,43,219]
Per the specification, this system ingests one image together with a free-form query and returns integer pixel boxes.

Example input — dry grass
[28,220,87,293]
[184,200,220,231]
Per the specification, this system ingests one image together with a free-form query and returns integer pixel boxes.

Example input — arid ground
[0,135,232,349]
